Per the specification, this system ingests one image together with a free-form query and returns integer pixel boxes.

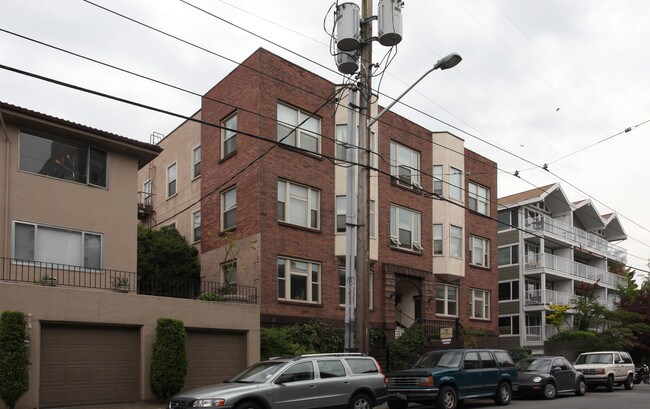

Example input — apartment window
[433,165,443,195]
[335,124,349,161]
[221,261,237,285]
[450,225,462,258]
[277,257,320,303]
[498,281,519,301]
[369,200,376,239]
[19,131,107,188]
[498,245,519,266]
[470,289,490,319]
[498,209,518,231]
[390,205,422,252]
[166,162,177,198]
[337,196,375,238]
[449,166,462,201]
[468,182,489,215]
[192,210,201,242]
[278,180,320,229]
[13,221,102,269]
[470,236,489,267]
[221,187,236,231]
[192,145,201,178]
[499,315,520,335]
[390,141,420,188]
[436,284,458,316]
[277,103,321,154]
[143,179,152,206]
[222,112,237,158]
[433,224,443,255]
[339,269,374,309]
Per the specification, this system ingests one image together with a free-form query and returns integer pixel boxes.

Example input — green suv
[386,349,518,409]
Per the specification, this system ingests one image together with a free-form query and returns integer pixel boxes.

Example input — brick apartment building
[139,47,500,347]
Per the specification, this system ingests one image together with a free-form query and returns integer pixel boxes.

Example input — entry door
[414,296,422,321]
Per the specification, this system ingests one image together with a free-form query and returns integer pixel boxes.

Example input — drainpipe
[0,110,10,259]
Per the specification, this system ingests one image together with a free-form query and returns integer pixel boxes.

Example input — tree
[0,311,29,409]
[546,304,571,332]
[150,318,187,401]
[137,225,201,297]
[616,269,650,362]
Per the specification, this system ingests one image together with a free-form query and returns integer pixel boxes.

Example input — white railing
[524,216,627,263]
[524,289,576,306]
[525,253,627,288]
[525,325,560,343]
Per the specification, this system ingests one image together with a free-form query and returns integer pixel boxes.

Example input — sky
[1,0,649,277]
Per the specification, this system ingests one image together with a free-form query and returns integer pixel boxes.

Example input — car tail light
[373,357,387,386]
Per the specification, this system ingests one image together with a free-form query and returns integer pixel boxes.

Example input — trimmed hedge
[388,324,425,372]
[0,311,29,409]
[150,318,187,401]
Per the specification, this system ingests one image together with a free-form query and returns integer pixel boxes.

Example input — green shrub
[461,327,486,348]
[150,318,187,401]
[549,329,602,355]
[0,311,29,409]
[197,292,222,302]
[388,324,425,372]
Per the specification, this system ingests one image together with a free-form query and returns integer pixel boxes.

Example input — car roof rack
[294,353,367,360]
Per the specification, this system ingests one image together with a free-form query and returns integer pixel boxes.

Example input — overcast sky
[1,0,649,277]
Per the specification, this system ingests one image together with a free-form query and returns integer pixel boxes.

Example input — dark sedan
[516,356,587,399]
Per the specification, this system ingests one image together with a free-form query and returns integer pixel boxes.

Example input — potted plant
[41,275,57,287]
[113,276,130,293]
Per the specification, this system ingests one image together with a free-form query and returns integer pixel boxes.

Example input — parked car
[515,356,587,399]
[385,349,518,409]
[573,351,635,392]
[167,353,387,409]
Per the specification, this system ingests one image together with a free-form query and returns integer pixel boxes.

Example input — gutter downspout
[0,110,10,259]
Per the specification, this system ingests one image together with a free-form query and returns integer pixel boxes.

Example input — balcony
[137,190,154,220]
[525,253,626,289]
[524,216,627,263]
[0,257,258,304]
[524,289,575,307]
[525,324,559,343]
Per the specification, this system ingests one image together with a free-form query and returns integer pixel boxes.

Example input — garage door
[40,324,140,408]
[185,330,247,391]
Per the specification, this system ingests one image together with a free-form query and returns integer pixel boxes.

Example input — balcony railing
[524,324,558,342]
[525,253,626,288]
[524,289,575,306]
[0,257,258,304]
[524,216,627,263]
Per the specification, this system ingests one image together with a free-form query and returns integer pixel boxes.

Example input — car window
[576,353,612,365]
[620,352,633,364]
[552,358,568,371]
[416,351,463,368]
[479,351,497,368]
[345,358,379,374]
[318,360,346,378]
[494,351,515,368]
[228,361,287,383]
[281,361,314,382]
[562,358,575,370]
[516,358,551,372]
[464,352,480,370]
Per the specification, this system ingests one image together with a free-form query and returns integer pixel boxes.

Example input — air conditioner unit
[390,237,401,246]
[413,242,424,251]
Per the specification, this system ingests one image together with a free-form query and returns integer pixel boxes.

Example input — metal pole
[344,87,358,352]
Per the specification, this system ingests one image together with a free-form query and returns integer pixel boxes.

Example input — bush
[260,320,345,360]
[461,327,486,348]
[388,324,425,372]
[150,318,187,401]
[0,311,29,409]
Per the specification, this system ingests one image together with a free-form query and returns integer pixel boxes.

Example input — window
[339,268,374,309]
[436,284,458,316]
[336,196,346,233]
[433,224,443,255]
[470,289,490,319]
[345,358,379,374]
[192,145,201,178]
[463,352,480,370]
[390,205,421,252]
[19,131,107,187]
[335,124,349,161]
[479,351,497,368]
[277,103,321,153]
[469,236,489,267]
[369,200,376,239]
[166,162,177,198]
[433,165,443,195]
[390,141,420,188]
[450,225,462,258]
[498,281,519,301]
[498,209,518,231]
[192,210,201,242]
[498,315,520,335]
[449,166,462,201]
[221,187,236,231]
[498,245,519,266]
[277,257,320,303]
[468,182,489,215]
[13,221,102,269]
[221,261,237,285]
[282,362,314,382]
[278,180,320,229]
[494,351,516,367]
[222,112,237,158]
[143,179,152,206]
[317,360,346,378]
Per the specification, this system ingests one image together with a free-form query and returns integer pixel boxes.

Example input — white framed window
[449,166,462,201]
[19,131,107,188]
[468,182,489,215]
[192,210,201,243]
[277,103,321,154]
[433,224,443,255]
[336,195,346,233]
[222,112,237,158]
[499,281,519,301]
[277,257,320,303]
[369,200,376,239]
[335,124,349,161]
[470,289,490,319]
[450,225,462,258]
[498,245,519,266]
[433,165,443,195]
[498,209,518,231]
[221,187,236,231]
[221,261,237,285]
[436,284,458,316]
[278,180,320,229]
[192,145,201,179]
[166,162,177,198]
[339,268,374,309]
[470,236,489,267]
[13,221,102,269]
[143,179,152,206]
[390,205,421,252]
[499,315,520,336]
[390,141,420,188]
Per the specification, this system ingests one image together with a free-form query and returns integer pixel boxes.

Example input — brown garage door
[40,324,140,408]
[184,330,247,391]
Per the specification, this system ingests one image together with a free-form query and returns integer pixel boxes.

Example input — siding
[498,229,519,246]
[499,266,519,281]
[498,301,520,315]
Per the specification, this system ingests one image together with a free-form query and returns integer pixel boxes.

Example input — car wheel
[543,382,557,400]
[606,375,614,392]
[436,385,457,409]
[624,374,634,390]
[387,400,408,409]
[494,382,512,406]
[234,402,261,409]
[350,393,371,409]
[576,378,587,396]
